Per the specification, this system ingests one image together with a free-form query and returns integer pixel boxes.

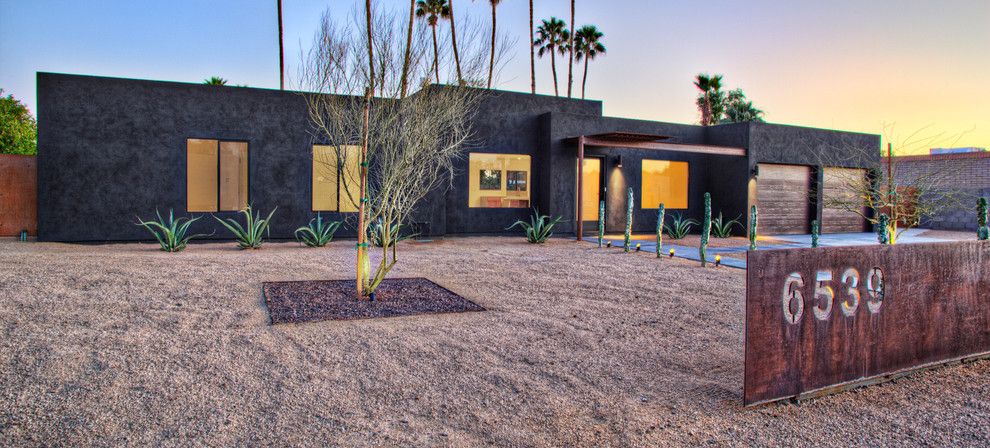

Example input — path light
[606,241,612,248]
[668,248,675,258]
[635,243,641,252]
[715,255,722,267]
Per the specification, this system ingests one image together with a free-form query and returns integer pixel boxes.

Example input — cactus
[656,203,666,258]
[876,213,890,245]
[978,197,989,241]
[700,193,712,267]
[811,220,820,248]
[748,205,758,250]
[623,187,633,252]
[597,200,605,247]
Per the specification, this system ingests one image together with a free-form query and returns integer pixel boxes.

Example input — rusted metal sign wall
[744,241,989,406]
[0,154,37,236]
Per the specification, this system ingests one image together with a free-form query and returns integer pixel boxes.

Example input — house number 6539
[781,267,885,324]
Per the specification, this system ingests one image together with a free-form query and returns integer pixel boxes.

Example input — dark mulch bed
[262,278,485,325]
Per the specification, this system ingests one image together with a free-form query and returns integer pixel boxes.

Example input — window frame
[640,158,689,210]
[467,152,533,209]
[186,138,250,213]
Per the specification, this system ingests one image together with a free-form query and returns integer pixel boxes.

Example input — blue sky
[2,0,988,153]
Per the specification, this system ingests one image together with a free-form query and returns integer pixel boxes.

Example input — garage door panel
[822,167,867,233]
[757,164,811,235]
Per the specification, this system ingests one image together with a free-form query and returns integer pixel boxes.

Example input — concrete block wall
[893,152,990,231]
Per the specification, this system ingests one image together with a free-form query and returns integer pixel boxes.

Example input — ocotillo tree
[700,193,711,266]
[623,187,633,252]
[978,197,989,240]
[811,219,820,248]
[749,205,758,250]
[656,203,665,258]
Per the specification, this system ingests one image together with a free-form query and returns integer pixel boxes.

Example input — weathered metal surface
[0,154,37,236]
[744,240,990,406]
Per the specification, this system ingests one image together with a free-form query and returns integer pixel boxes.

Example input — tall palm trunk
[567,0,574,98]
[581,57,588,99]
[528,0,535,94]
[550,48,558,96]
[431,25,440,83]
[488,3,496,88]
[400,0,415,98]
[277,0,284,90]
[448,0,464,85]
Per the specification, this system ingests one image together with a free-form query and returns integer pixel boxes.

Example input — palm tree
[694,73,725,126]
[446,0,464,85]
[277,0,285,90]
[401,0,415,98]
[486,0,501,89]
[529,0,535,94]
[416,0,449,83]
[204,76,228,86]
[574,25,605,100]
[534,17,568,96]
[567,0,575,98]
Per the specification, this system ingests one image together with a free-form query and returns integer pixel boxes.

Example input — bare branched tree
[815,125,967,243]
[299,5,502,298]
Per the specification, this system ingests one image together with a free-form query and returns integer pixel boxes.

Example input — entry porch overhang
[568,132,747,240]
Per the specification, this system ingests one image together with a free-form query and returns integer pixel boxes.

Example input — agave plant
[664,212,698,240]
[135,209,209,252]
[507,208,564,244]
[214,205,277,249]
[366,218,416,247]
[294,213,342,247]
[711,212,743,238]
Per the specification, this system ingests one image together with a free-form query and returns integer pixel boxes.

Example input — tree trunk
[529,0,535,94]
[277,0,284,90]
[357,89,371,298]
[400,0,415,98]
[365,0,375,95]
[567,0,574,98]
[488,3,496,88]
[550,48,558,96]
[431,25,440,83]
[448,0,464,85]
[581,57,588,99]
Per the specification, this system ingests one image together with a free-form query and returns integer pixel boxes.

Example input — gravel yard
[1,237,987,446]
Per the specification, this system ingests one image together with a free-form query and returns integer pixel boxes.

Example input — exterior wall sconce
[615,155,623,168]
[751,165,759,178]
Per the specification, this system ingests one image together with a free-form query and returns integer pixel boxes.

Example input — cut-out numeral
[840,268,860,317]
[781,266,886,324]
[867,267,885,313]
[782,272,804,324]
[813,271,834,321]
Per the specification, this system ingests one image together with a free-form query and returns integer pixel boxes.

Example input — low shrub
[664,212,697,240]
[507,208,564,243]
[711,212,742,238]
[294,213,341,247]
[214,205,276,249]
[135,209,209,252]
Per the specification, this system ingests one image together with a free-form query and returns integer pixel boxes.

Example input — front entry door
[579,157,603,234]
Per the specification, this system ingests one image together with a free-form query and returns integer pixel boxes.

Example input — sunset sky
[2,0,987,154]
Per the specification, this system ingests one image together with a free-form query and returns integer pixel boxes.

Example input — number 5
[813,271,834,321]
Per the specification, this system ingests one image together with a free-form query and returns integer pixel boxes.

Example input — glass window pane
[187,139,218,212]
[339,146,362,213]
[312,145,339,211]
[469,153,531,208]
[219,141,248,211]
[642,160,689,209]
[580,158,601,221]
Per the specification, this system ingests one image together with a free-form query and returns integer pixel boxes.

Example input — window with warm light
[468,153,531,208]
[642,160,688,209]
[187,139,248,212]
[313,145,361,212]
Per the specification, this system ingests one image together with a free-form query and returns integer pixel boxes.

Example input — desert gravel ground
[1,237,987,446]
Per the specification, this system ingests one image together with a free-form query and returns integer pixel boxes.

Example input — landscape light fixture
[668,248,675,258]
[715,255,722,267]
[635,243,641,251]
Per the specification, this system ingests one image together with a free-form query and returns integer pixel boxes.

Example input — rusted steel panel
[744,241,990,406]
[0,154,37,236]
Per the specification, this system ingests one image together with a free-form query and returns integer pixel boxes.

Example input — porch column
[576,136,585,241]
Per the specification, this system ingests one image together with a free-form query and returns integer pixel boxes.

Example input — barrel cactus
[623,187,633,252]
[656,203,665,258]
[700,193,711,267]
[748,205,758,250]
[978,197,989,241]
[876,213,890,245]
[811,220,820,248]
[597,200,605,247]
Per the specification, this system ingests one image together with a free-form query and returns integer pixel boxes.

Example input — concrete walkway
[584,228,967,270]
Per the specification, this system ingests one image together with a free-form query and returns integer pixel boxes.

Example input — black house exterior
[36,73,880,242]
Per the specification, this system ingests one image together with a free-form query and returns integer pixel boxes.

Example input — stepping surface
[262,278,485,324]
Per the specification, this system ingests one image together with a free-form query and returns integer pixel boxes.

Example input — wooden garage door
[757,164,811,234]
[821,167,867,233]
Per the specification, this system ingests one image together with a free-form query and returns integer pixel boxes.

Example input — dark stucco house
[36,72,880,242]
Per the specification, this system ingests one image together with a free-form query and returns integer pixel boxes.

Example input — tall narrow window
[186,139,248,212]
[642,160,689,209]
[468,153,531,208]
[312,145,361,212]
